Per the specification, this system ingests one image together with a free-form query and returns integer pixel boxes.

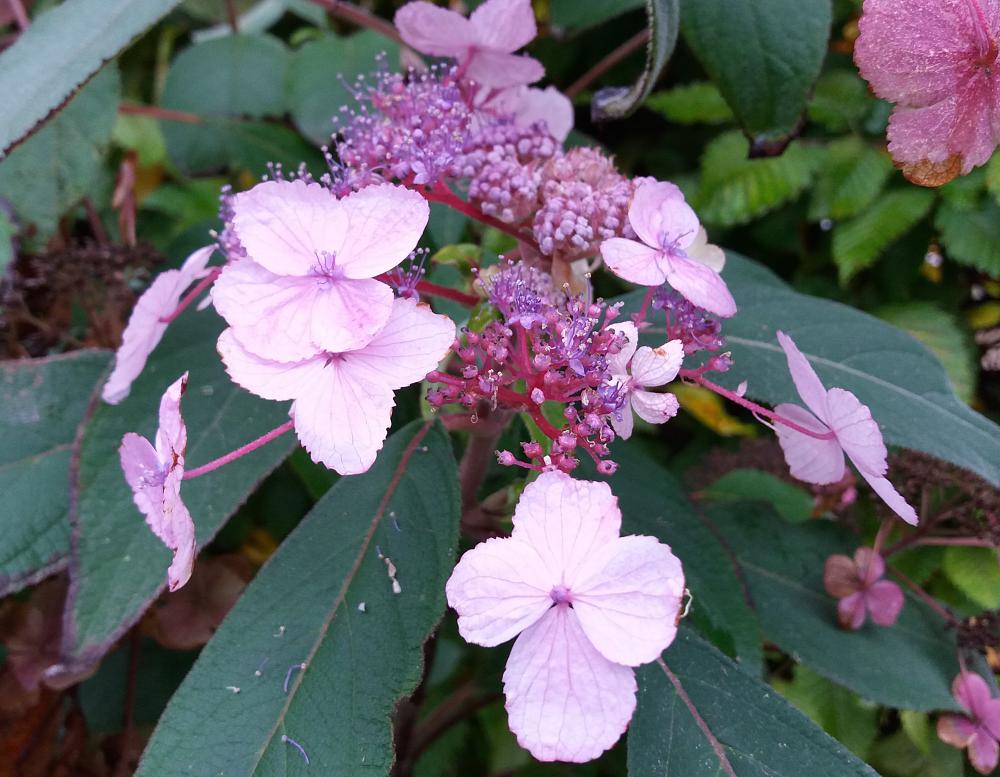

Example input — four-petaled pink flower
[212,179,429,362]
[601,181,736,318]
[823,548,904,630]
[119,373,196,592]
[855,0,1000,186]
[218,297,454,475]
[446,471,685,762]
[606,321,683,440]
[937,672,1000,774]
[394,0,544,88]
[485,85,574,142]
[773,331,919,525]
[103,246,215,405]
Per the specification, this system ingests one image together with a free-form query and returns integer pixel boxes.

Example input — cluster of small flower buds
[652,287,727,356]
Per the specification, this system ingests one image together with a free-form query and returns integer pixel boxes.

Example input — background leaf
[703,468,814,523]
[935,200,1000,276]
[549,0,645,29]
[644,81,734,125]
[809,137,894,222]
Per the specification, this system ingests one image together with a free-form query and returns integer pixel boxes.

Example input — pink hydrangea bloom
[600,182,736,318]
[606,321,683,440]
[218,297,454,475]
[823,548,904,630]
[119,373,196,592]
[102,246,214,405]
[485,85,574,142]
[773,331,919,525]
[854,0,1000,186]
[446,471,685,762]
[938,672,1000,774]
[394,0,544,88]
[212,180,428,361]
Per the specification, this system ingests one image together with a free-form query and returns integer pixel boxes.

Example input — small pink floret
[823,548,904,630]
[606,321,683,440]
[937,672,1000,774]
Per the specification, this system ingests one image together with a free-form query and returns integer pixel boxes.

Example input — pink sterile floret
[102,246,215,405]
[394,0,544,88]
[605,321,683,440]
[937,672,1000,774]
[600,181,736,318]
[483,85,575,142]
[773,331,919,525]
[823,548,904,630]
[446,471,685,763]
[854,0,1000,186]
[119,373,196,592]
[218,297,455,476]
[212,179,428,361]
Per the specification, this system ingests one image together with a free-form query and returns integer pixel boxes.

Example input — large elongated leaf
[0,350,110,597]
[628,627,879,776]
[0,0,179,156]
[136,420,459,776]
[57,310,295,673]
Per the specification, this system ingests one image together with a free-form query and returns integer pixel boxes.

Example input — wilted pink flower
[485,85,574,142]
[212,180,428,361]
[605,321,683,440]
[938,672,1000,774]
[446,471,685,762]
[218,298,454,475]
[601,182,736,318]
[774,331,919,525]
[855,0,1000,186]
[823,548,904,629]
[394,0,544,88]
[119,373,196,592]
[102,246,214,405]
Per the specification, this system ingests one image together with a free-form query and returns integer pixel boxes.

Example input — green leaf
[0,208,14,275]
[287,31,398,146]
[592,0,681,122]
[136,420,459,776]
[549,0,645,29]
[809,137,894,222]
[832,189,935,282]
[0,66,120,241]
[704,468,814,523]
[985,152,1000,206]
[695,131,820,227]
[807,70,873,133]
[644,81,734,125]
[0,350,110,597]
[935,200,1000,276]
[57,309,295,672]
[0,0,179,156]
[680,0,832,145]
[942,547,1000,609]
[628,627,879,776]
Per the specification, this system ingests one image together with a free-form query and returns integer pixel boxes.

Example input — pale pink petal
[686,227,726,272]
[853,547,886,585]
[827,388,888,477]
[465,50,545,88]
[470,0,537,52]
[982,698,1000,741]
[335,184,429,277]
[865,580,904,626]
[600,237,665,286]
[178,244,215,282]
[306,278,397,354]
[491,86,574,142]
[955,673,996,717]
[571,535,685,666]
[661,254,737,318]
[610,398,635,440]
[394,1,475,57]
[938,713,979,748]
[776,331,830,420]
[857,471,920,526]
[120,432,164,521]
[446,536,553,647]
[774,403,846,485]
[154,372,189,462]
[628,181,693,249]
[968,730,1000,774]
[162,465,196,592]
[606,322,639,377]
[630,389,680,425]
[502,606,637,762]
[510,471,621,578]
[232,179,348,277]
[837,591,868,630]
[630,340,683,387]
[217,328,324,402]
[824,554,862,598]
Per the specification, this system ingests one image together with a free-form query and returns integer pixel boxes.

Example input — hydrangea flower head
[937,672,1000,774]
[212,180,428,361]
[774,331,919,525]
[605,322,683,440]
[119,373,196,592]
[855,0,1000,186]
[601,181,736,318]
[823,548,904,630]
[446,471,685,762]
[394,0,544,88]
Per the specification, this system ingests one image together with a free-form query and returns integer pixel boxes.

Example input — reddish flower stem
[421,183,539,250]
[635,287,655,323]
[119,102,202,124]
[159,268,221,324]
[415,280,479,307]
[307,0,403,44]
[888,565,960,626]
[183,420,294,480]
[565,29,651,100]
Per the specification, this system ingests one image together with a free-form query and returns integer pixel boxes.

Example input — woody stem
[420,183,540,251]
[183,420,294,480]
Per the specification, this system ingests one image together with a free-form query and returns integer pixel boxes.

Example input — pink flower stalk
[446,471,685,762]
[606,321,683,440]
[218,297,454,475]
[601,182,736,318]
[938,672,1000,774]
[855,0,1000,186]
[212,180,428,361]
[484,85,575,142]
[102,246,215,405]
[823,548,904,630]
[119,373,196,592]
[394,0,544,88]
[774,331,919,525]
